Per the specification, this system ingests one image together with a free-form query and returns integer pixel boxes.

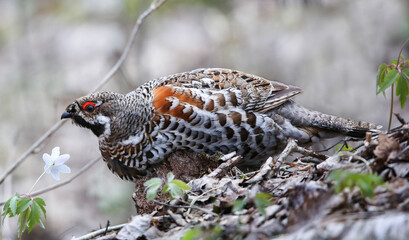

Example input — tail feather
[274,100,381,139]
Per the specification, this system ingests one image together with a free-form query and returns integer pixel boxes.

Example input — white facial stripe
[95,115,111,136]
[95,101,103,107]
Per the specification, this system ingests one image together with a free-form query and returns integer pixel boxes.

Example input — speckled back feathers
[62,68,379,181]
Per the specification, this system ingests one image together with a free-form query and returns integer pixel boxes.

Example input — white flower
[42,147,71,180]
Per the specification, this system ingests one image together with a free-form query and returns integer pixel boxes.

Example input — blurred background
[0,0,408,239]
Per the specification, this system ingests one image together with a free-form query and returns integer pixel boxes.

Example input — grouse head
[61,92,123,137]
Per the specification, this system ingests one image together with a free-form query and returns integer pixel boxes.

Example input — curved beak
[61,111,72,119]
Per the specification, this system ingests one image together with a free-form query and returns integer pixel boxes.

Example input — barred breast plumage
[61,68,379,180]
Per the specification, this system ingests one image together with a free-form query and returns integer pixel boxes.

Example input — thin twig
[0,0,168,185]
[208,155,241,178]
[104,220,111,236]
[297,157,323,164]
[153,200,218,217]
[90,0,168,93]
[294,145,328,160]
[394,113,406,125]
[388,84,394,132]
[245,157,274,184]
[273,139,298,174]
[0,121,66,185]
[71,223,126,240]
[0,157,100,206]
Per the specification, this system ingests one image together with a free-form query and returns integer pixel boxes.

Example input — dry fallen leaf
[373,134,400,161]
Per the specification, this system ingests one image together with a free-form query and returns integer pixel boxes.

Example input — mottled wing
[153,68,302,114]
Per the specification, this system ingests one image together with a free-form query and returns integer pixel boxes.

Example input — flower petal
[56,165,71,174]
[50,167,61,181]
[54,154,70,166]
[51,147,60,158]
[42,153,52,166]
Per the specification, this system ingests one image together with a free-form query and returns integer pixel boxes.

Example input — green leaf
[182,228,201,240]
[2,202,12,223]
[167,172,175,183]
[170,180,191,190]
[38,218,45,229]
[166,182,183,199]
[402,68,409,80]
[16,197,32,214]
[396,75,409,109]
[2,197,12,219]
[10,195,19,216]
[232,198,248,212]
[33,197,46,207]
[146,183,161,201]
[334,144,355,153]
[376,63,387,87]
[2,197,11,212]
[377,69,399,94]
[143,177,161,188]
[28,202,41,233]
[255,192,273,200]
[162,184,168,194]
[254,193,273,216]
[356,179,374,198]
[327,170,384,198]
[364,174,384,185]
[17,209,29,238]
[34,198,47,219]
[144,177,162,201]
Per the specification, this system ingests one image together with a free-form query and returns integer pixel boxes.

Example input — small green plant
[334,143,355,153]
[376,38,409,131]
[2,194,47,238]
[232,192,273,216]
[143,172,191,201]
[327,170,385,198]
[182,224,223,240]
[1,147,71,239]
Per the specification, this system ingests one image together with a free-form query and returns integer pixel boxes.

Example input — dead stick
[72,223,126,240]
[208,155,241,178]
[247,139,298,183]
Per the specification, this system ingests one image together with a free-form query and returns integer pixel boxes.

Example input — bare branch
[0,121,66,185]
[0,0,168,185]
[90,0,168,93]
[72,223,126,240]
[0,157,100,206]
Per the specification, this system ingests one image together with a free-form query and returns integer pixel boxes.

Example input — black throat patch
[72,115,105,137]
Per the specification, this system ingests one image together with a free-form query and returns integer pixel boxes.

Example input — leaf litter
[85,123,409,240]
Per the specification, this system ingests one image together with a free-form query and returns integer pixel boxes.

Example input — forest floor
[77,121,409,240]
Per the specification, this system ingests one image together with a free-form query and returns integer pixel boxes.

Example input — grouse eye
[83,102,96,112]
